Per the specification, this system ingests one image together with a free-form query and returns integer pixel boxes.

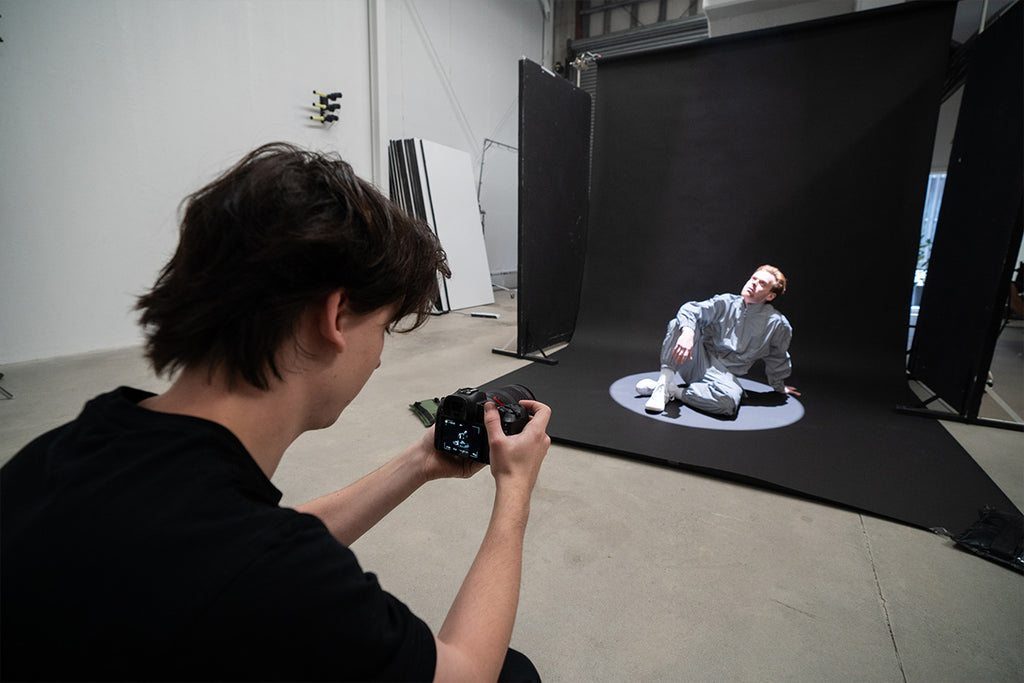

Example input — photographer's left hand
[419,425,485,481]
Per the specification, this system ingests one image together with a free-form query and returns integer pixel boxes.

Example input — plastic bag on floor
[952,507,1024,574]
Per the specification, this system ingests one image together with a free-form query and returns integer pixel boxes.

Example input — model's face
[741,270,778,305]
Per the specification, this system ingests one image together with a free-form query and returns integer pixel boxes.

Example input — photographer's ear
[319,289,349,353]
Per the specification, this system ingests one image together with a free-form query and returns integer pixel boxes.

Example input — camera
[434,385,534,464]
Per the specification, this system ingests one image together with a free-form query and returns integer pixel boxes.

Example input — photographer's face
[338,305,393,401]
[312,301,396,429]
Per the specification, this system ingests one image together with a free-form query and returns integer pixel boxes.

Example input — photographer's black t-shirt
[0,387,436,682]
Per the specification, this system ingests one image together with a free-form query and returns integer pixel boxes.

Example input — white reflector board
[389,138,494,311]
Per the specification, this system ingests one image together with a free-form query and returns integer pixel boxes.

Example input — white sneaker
[644,381,667,413]
[635,378,658,396]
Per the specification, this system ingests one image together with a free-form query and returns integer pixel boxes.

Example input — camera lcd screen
[437,417,486,460]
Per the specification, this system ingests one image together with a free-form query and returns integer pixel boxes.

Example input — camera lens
[487,384,534,407]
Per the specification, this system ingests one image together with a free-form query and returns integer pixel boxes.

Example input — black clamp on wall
[311,90,342,124]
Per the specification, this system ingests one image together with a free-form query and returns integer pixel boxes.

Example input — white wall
[384,0,547,278]
[0,0,546,365]
[385,0,543,163]
[0,0,374,364]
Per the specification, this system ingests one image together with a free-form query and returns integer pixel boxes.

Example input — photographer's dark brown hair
[137,142,449,390]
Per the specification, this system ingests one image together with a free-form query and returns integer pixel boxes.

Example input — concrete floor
[1,290,1021,682]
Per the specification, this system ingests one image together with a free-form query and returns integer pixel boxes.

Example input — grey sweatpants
[660,318,743,416]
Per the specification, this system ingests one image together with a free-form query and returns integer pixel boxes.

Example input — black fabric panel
[517,59,592,355]
[486,3,1021,535]
[909,1,1024,415]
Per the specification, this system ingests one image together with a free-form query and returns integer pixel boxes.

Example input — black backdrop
[579,3,954,379]
[487,2,1020,534]
[515,59,592,357]
[909,1,1024,418]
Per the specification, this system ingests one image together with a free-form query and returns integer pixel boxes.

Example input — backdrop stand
[477,138,519,300]
[897,380,1024,432]
[513,59,592,364]
[492,343,561,366]
[905,2,1023,426]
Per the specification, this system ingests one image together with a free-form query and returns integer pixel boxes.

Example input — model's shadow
[741,390,789,408]
[641,390,790,422]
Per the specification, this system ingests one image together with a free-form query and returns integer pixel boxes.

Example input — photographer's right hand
[435,399,551,681]
[483,399,551,494]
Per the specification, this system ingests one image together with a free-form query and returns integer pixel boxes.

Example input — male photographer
[1,143,552,681]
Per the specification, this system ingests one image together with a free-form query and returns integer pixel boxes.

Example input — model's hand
[671,327,696,364]
[419,426,485,481]
[483,400,551,494]
[783,385,801,396]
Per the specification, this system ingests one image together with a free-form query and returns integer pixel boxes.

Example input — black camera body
[434,385,534,464]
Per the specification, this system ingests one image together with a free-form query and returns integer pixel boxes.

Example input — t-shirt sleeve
[192,513,437,682]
